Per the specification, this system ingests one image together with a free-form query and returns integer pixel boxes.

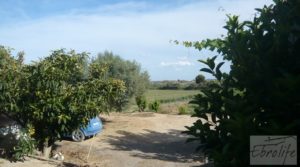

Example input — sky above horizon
[0,0,273,81]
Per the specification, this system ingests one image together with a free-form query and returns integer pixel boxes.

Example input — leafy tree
[0,48,126,157]
[195,74,205,84]
[92,51,150,111]
[0,46,23,122]
[182,0,300,166]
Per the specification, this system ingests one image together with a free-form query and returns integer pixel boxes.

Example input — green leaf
[209,56,218,69]
[200,68,214,75]
[215,62,225,80]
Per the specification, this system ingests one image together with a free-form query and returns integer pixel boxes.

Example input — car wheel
[71,129,85,142]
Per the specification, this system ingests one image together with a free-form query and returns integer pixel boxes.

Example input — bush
[0,124,35,161]
[195,74,205,84]
[182,1,300,166]
[149,100,160,112]
[135,96,147,112]
[12,131,36,161]
[178,105,188,115]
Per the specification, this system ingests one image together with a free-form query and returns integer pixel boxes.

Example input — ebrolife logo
[250,136,297,165]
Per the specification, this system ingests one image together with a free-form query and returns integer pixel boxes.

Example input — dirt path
[1,112,206,167]
[57,112,204,167]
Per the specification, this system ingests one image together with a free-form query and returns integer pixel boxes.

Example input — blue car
[71,117,103,142]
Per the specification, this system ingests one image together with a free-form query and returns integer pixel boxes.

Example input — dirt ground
[1,112,207,167]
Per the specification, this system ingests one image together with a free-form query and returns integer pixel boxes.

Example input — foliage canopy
[183,0,300,166]
[0,48,126,155]
[92,51,150,111]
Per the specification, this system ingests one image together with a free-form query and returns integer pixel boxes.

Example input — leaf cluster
[184,1,300,166]
[92,51,150,111]
[0,48,126,151]
[148,100,160,112]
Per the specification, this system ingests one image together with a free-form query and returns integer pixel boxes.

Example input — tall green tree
[92,51,150,111]
[0,46,23,122]
[182,0,300,166]
[0,48,126,156]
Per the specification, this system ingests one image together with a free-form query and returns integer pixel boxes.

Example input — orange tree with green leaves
[181,0,300,166]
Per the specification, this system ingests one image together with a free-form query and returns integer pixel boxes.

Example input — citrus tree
[182,0,300,166]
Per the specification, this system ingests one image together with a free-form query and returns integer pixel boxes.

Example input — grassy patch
[145,90,198,103]
[125,89,199,114]
[157,101,195,115]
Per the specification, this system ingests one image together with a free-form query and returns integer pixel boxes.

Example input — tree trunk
[42,138,52,159]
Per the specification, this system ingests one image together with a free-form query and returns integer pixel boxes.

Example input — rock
[52,152,64,161]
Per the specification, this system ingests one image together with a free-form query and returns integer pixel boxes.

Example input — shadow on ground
[104,129,204,163]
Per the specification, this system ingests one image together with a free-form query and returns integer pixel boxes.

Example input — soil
[1,112,207,167]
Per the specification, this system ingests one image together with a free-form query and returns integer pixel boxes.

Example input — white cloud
[160,60,193,67]
[160,56,194,67]
[0,0,274,80]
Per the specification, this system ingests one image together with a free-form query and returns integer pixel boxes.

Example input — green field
[145,89,199,103]
[126,89,199,114]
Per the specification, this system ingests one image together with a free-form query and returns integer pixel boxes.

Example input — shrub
[149,100,160,112]
[0,124,35,161]
[12,131,36,161]
[195,74,205,84]
[178,105,188,115]
[182,1,300,166]
[135,96,147,112]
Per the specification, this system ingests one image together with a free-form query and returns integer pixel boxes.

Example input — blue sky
[0,0,273,81]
